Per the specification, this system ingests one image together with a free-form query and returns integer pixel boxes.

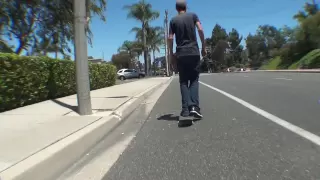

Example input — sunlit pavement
[103,72,320,180]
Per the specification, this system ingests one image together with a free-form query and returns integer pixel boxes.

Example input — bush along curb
[0,53,117,112]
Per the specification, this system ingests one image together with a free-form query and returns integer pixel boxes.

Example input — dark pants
[177,55,200,111]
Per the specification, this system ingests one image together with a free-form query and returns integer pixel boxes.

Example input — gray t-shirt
[169,12,200,58]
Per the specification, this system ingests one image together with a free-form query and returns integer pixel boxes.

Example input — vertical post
[142,22,148,76]
[164,10,170,76]
[74,0,92,115]
[164,17,167,75]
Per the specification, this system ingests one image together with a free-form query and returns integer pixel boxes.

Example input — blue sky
[88,0,308,62]
[6,0,308,61]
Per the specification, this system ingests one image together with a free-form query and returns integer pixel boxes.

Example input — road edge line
[199,81,320,147]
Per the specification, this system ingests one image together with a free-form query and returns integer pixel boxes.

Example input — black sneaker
[189,106,203,118]
[180,110,190,117]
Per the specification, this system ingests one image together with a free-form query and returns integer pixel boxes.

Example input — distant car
[117,69,145,80]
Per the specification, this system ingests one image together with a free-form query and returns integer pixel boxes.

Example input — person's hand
[201,47,207,57]
[170,53,177,71]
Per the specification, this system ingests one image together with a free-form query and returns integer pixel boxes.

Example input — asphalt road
[103,72,320,180]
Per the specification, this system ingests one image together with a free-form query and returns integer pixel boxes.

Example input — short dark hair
[176,1,187,11]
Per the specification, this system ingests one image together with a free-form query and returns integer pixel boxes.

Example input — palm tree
[148,27,164,74]
[131,26,164,74]
[133,42,144,70]
[124,0,160,75]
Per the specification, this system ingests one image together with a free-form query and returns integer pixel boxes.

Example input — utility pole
[73,0,92,115]
[164,10,170,76]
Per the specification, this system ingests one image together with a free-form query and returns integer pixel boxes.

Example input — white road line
[274,77,292,80]
[199,81,320,147]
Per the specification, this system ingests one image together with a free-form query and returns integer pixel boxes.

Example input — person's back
[168,0,206,119]
[170,12,199,58]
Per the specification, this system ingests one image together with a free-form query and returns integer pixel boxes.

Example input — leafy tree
[202,1,320,70]
[111,51,131,70]
[294,2,318,23]
[124,0,160,75]
[280,25,299,43]
[245,33,267,68]
[299,11,320,48]
[0,0,107,56]
[211,24,228,47]
[210,24,229,71]
[257,25,286,50]
[228,28,243,66]
[118,40,142,69]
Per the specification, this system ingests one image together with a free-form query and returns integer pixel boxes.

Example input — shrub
[0,53,116,112]
[48,60,76,99]
[299,49,320,69]
[89,63,117,90]
[259,56,282,70]
[235,63,245,68]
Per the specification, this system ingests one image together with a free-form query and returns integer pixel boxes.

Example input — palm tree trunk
[153,50,156,75]
[142,23,148,76]
[129,52,132,69]
[138,55,142,71]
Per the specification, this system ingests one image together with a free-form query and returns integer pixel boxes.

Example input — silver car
[117,69,144,80]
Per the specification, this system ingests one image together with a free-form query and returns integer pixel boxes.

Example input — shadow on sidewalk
[52,99,78,112]
[105,96,129,98]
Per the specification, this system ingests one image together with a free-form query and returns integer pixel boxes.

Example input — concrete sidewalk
[0,77,171,180]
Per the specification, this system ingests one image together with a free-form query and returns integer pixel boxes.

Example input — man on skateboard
[168,0,206,119]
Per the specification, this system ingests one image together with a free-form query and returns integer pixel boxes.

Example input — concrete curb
[0,78,173,180]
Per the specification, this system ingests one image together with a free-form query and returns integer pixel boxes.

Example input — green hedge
[0,53,116,112]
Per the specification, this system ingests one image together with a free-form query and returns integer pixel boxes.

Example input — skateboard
[178,115,194,127]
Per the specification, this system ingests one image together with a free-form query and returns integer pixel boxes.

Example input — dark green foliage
[299,49,320,69]
[0,53,116,112]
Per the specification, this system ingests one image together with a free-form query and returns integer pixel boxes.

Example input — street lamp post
[73,0,92,115]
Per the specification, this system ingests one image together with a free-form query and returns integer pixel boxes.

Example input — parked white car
[117,69,145,80]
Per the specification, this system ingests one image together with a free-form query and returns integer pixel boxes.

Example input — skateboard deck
[178,115,194,126]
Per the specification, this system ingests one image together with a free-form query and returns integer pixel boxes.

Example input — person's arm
[193,13,205,50]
